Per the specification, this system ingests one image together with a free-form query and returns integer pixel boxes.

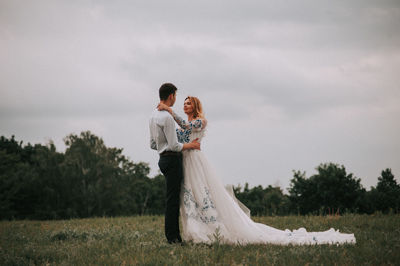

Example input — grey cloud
[98,0,400,52]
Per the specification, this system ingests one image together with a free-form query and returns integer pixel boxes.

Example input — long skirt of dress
[179,150,356,245]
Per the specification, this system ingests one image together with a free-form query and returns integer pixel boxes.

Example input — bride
[158,96,356,245]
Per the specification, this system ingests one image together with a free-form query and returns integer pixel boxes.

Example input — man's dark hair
[159,83,177,100]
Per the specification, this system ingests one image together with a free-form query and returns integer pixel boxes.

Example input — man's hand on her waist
[191,138,201,150]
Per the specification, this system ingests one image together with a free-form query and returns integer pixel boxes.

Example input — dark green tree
[62,131,135,217]
[146,173,166,215]
[289,163,365,215]
[369,169,400,213]
[234,183,290,216]
[0,132,165,220]
[0,136,65,219]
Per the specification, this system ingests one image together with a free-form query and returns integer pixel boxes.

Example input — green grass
[1,214,399,265]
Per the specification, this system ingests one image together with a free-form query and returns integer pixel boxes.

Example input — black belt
[160,151,182,156]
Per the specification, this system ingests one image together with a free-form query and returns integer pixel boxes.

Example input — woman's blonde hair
[185,96,204,119]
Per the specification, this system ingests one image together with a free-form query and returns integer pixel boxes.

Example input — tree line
[1,131,399,220]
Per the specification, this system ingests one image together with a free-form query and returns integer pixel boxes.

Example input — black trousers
[158,153,183,242]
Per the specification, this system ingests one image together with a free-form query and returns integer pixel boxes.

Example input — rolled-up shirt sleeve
[149,119,157,150]
[150,138,157,150]
[164,115,183,152]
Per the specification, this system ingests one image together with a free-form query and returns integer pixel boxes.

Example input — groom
[149,83,200,244]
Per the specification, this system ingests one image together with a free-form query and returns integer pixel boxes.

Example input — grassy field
[1,214,399,265]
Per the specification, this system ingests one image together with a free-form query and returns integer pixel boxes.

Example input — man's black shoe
[168,239,183,245]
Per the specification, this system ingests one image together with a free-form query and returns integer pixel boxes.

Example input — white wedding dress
[172,112,356,245]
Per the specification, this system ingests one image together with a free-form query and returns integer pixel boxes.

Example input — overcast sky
[1,0,399,191]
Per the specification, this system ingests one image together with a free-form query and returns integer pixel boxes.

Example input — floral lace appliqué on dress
[183,187,217,224]
[173,111,205,144]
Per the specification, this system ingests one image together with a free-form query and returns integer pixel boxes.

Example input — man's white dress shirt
[149,109,183,154]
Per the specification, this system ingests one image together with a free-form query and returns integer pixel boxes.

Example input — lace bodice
[171,111,207,143]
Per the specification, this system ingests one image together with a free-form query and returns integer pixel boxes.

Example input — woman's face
[183,99,194,115]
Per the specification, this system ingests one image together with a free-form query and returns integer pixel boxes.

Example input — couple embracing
[149,83,356,245]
